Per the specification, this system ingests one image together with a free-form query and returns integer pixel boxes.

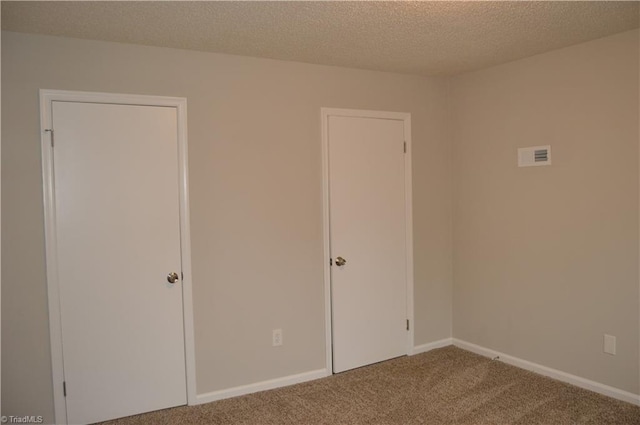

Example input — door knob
[335,257,347,266]
[167,272,179,284]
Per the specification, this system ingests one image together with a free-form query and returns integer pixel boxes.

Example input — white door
[327,114,408,373]
[51,101,186,424]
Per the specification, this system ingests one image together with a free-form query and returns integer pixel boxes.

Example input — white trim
[638,59,640,413]
[40,91,67,425]
[320,110,334,374]
[453,339,640,406]
[175,99,198,406]
[320,107,414,373]
[403,116,414,355]
[321,108,411,121]
[39,89,196,424]
[195,369,328,405]
[412,338,454,355]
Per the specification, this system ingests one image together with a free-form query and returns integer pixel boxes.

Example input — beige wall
[451,29,639,394]
[4,26,638,423]
[1,32,452,421]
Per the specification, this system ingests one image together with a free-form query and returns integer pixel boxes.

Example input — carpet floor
[100,346,640,424]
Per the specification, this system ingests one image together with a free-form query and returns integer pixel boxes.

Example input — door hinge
[403,141,406,153]
[406,319,410,331]
[63,381,67,397]
[45,129,54,147]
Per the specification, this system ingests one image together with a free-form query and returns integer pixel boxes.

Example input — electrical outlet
[604,334,616,355]
[272,329,283,347]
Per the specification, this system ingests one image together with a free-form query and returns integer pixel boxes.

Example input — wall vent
[518,145,551,167]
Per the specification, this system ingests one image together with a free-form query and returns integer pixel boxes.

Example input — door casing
[320,108,415,373]
[40,89,196,424]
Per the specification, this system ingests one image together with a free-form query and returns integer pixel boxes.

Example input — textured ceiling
[2,1,639,76]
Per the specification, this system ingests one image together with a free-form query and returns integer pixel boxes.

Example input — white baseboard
[195,337,455,405]
[453,338,640,406]
[412,338,454,355]
[194,340,640,407]
[195,368,329,405]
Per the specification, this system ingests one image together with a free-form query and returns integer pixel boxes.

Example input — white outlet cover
[604,334,616,355]
[272,329,283,346]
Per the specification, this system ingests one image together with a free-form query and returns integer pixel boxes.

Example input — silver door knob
[335,257,347,266]
[167,272,179,284]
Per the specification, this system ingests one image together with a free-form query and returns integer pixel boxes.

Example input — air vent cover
[518,145,551,167]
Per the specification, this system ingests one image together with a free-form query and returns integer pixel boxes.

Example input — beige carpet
[100,346,640,424]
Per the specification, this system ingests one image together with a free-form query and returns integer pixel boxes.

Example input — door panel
[328,115,407,373]
[52,101,186,424]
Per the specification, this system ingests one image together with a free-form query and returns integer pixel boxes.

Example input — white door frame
[321,108,414,374]
[40,89,197,424]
